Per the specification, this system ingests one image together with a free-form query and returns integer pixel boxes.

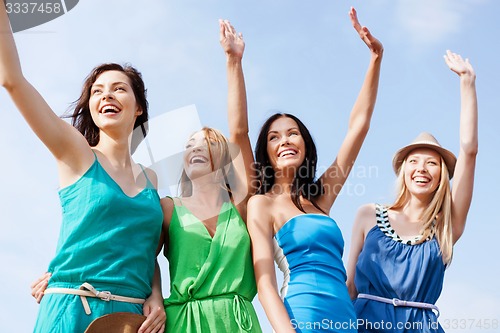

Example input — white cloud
[395,0,465,47]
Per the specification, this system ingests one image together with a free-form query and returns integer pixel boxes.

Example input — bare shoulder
[356,203,376,219]
[160,197,175,229]
[353,203,377,234]
[247,194,274,224]
[248,193,273,211]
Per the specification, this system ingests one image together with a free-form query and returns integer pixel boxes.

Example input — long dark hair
[65,63,149,151]
[254,113,325,213]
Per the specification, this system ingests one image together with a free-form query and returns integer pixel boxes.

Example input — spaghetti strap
[138,164,154,188]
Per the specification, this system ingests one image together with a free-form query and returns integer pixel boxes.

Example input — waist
[44,282,146,315]
[357,293,440,317]
[165,292,250,306]
[165,293,254,331]
[48,280,148,299]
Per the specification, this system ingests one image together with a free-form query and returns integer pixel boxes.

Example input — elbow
[1,73,24,93]
[461,139,478,157]
[346,279,358,301]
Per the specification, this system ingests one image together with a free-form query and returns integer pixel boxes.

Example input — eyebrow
[91,81,131,87]
[267,127,299,135]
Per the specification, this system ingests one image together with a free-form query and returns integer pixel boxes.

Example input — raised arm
[219,19,255,214]
[246,196,296,333]
[0,3,91,170]
[317,7,383,212]
[443,51,478,243]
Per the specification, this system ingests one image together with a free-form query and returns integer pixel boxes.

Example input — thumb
[142,304,152,316]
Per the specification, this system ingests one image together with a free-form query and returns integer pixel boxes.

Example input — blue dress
[353,204,445,332]
[274,214,357,332]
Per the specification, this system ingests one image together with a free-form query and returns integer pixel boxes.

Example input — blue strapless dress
[353,204,446,332]
[274,214,357,332]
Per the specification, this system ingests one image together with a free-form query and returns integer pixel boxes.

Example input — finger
[349,7,362,32]
[31,279,48,298]
[151,318,165,333]
[224,19,236,35]
[219,19,227,41]
[30,272,50,289]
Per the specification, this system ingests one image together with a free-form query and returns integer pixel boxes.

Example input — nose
[415,161,427,173]
[191,143,204,152]
[101,90,115,100]
[279,136,290,146]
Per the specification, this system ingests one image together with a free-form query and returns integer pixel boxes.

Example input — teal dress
[34,155,163,333]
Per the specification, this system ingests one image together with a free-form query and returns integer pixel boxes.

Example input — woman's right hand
[30,272,51,304]
[349,7,384,57]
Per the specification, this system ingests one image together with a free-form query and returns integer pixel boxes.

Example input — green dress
[163,199,262,332]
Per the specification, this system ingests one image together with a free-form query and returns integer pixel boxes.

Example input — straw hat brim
[84,312,146,333]
[392,141,457,178]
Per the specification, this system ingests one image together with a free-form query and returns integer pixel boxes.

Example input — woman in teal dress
[346,52,478,332]
[157,20,262,332]
[1,3,165,332]
[246,8,383,333]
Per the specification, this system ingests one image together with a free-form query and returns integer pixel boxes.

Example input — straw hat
[392,132,457,178]
[84,312,146,333]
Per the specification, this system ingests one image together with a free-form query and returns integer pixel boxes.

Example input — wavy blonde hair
[389,156,453,264]
[179,127,233,198]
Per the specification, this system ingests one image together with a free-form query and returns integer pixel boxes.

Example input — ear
[135,107,143,116]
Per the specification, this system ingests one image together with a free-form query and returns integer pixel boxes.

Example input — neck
[189,175,229,204]
[402,196,431,223]
[94,132,132,168]
[271,171,295,195]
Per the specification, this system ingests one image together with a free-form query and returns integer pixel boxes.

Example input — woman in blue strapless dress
[246,8,383,332]
[346,52,478,332]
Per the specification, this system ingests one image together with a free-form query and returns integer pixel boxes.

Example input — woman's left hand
[139,294,166,333]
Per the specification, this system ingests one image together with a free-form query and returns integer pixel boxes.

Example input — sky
[1,0,499,332]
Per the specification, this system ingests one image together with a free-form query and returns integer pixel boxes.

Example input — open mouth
[278,149,297,158]
[190,155,209,164]
[413,176,430,184]
[100,104,121,114]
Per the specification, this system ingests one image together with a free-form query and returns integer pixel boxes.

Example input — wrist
[226,55,243,66]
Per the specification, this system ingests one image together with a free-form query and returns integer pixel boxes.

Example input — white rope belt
[44,282,145,315]
[357,293,440,318]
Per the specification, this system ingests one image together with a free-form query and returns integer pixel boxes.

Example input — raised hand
[349,7,383,57]
[444,50,475,78]
[219,19,245,60]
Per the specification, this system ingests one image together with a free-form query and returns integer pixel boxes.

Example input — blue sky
[1,1,499,332]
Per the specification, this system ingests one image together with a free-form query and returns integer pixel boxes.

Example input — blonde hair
[179,127,233,197]
[389,156,453,264]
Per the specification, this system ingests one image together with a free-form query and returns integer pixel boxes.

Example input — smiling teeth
[414,177,429,183]
[101,105,120,113]
[279,149,296,157]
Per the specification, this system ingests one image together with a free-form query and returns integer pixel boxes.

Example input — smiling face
[183,130,224,181]
[403,148,442,198]
[266,116,306,175]
[88,70,142,133]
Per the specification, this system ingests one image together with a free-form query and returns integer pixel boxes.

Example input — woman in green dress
[157,20,262,332]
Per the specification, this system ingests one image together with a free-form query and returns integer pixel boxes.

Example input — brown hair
[65,63,149,151]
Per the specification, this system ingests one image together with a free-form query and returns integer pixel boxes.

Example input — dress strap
[138,164,154,188]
